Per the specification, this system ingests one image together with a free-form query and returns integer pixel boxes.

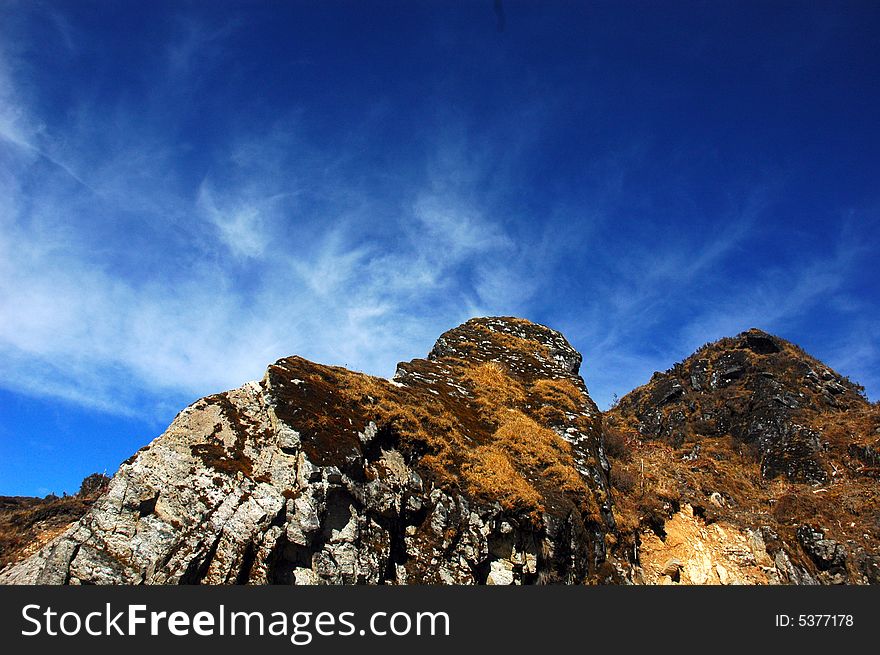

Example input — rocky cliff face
[2,320,877,585]
[606,329,880,585]
[0,317,629,585]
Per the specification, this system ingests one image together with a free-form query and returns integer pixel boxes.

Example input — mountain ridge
[1,317,877,585]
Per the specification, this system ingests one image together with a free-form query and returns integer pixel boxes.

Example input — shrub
[602,426,630,461]
[610,465,637,493]
[78,473,110,497]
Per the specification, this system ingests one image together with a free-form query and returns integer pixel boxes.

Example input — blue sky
[1,1,878,496]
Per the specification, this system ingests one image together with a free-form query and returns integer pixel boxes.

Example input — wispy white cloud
[165,17,238,78]
[0,32,543,419]
[412,194,512,258]
[196,180,273,259]
[1,5,877,428]
[0,47,36,151]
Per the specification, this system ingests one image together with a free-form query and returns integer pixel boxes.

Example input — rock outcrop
[611,329,867,483]
[2,321,878,585]
[0,317,629,585]
[606,328,880,585]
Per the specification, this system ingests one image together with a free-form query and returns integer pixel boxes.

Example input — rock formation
[1,320,877,585]
[606,328,880,584]
[0,317,628,585]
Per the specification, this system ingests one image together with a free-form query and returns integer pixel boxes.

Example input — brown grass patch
[336,369,468,486]
[190,443,254,478]
[463,409,593,518]
[0,481,105,569]
[461,362,526,421]
[530,378,583,425]
[493,410,573,469]
[464,447,543,513]
[605,402,880,560]
[471,323,552,359]
[486,410,598,518]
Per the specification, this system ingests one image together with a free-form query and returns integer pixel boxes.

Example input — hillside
[606,328,880,584]
[0,474,108,569]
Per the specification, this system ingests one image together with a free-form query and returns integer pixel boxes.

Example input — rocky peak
[606,329,879,584]
[613,328,868,483]
[423,316,583,377]
[0,317,627,586]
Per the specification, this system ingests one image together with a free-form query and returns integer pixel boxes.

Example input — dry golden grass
[545,463,590,495]
[531,379,581,411]
[493,410,572,469]
[530,378,583,425]
[452,340,480,356]
[471,323,553,359]
[331,358,597,522]
[461,362,526,421]
[602,329,879,572]
[605,403,880,556]
[814,403,880,470]
[461,363,596,515]
[337,369,467,481]
[463,409,597,518]
[464,447,543,513]
[0,493,100,569]
[492,409,598,518]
